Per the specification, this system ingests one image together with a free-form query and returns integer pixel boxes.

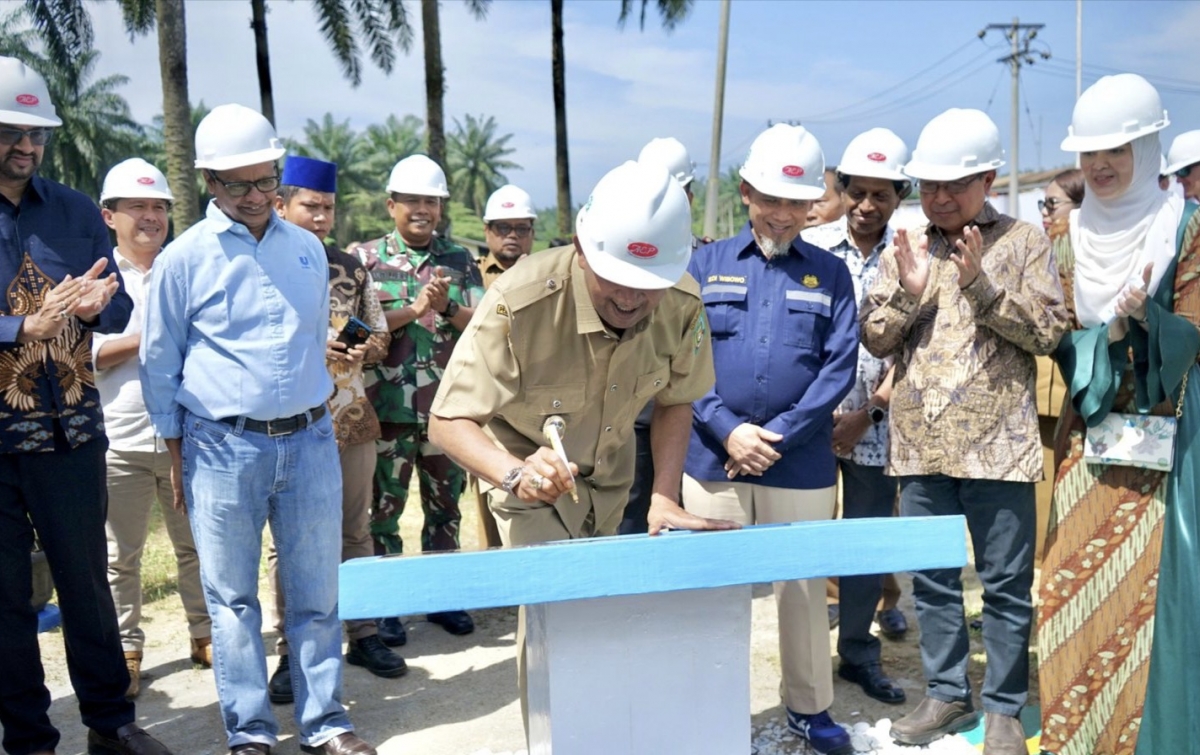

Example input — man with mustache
[0,55,171,755]
[682,124,859,755]
[350,155,484,644]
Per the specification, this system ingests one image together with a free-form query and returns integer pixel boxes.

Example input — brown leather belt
[218,404,327,437]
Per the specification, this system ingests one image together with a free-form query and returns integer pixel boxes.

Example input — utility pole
[1076,0,1083,168]
[983,18,1047,221]
[703,0,732,240]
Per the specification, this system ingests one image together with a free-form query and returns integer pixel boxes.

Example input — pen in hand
[542,414,580,504]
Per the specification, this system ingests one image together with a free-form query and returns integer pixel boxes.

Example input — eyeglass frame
[0,126,54,147]
[205,168,281,198]
[1175,163,1199,180]
[487,221,535,238]
[1037,197,1073,214]
[916,173,985,196]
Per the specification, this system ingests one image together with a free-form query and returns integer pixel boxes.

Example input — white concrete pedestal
[526,585,752,755]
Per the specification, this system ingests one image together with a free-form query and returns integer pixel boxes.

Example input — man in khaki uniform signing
[429,161,738,731]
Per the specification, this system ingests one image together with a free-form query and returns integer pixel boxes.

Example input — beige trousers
[269,439,378,650]
[682,475,837,715]
[104,447,210,653]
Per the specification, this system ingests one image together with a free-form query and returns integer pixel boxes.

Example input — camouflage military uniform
[351,230,484,554]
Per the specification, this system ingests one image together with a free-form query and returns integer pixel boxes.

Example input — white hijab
[1072,133,1185,327]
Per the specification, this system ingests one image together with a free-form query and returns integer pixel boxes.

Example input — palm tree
[0,12,142,196]
[446,113,519,217]
[142,100,209,215]
[550,0,695,236]
[422,0,489,188]
[22,0,90,90]
[251,0,414,127]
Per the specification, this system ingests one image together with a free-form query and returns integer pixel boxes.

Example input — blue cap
[281,156,337,193]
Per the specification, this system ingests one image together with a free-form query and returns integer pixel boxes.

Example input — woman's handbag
[1084,372,1187,472]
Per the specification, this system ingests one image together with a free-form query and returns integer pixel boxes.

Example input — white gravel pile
[751,717,980,755]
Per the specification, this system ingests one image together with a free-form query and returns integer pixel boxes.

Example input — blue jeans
[899,475,1035,717]
[836,459,897,668]
[182,411,351,748]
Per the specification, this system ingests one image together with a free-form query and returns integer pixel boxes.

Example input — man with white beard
[682,124,859,755]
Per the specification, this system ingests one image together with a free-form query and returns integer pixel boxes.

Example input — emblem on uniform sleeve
[495,303,508,317]
[693,312,707,355]
[802,274,819,288]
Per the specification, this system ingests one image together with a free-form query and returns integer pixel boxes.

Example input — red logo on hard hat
[137,177,155,185]
[501,201,514,208]
[15,94,38,106]
[627,242,659,259]
[867,152,887,162]
[782,165,804,177]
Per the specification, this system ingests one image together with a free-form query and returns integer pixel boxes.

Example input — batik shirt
[860,203,1070,482]
[803,218,894,468]
[351,231,484,425]
[0,176,131,453]
[326,245,390,447]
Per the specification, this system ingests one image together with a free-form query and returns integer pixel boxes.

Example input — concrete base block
[526,585,751,755]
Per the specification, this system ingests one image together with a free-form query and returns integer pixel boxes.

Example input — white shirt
[92,248,162,452]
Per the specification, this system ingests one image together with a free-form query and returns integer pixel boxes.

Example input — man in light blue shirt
[139,104,376,755]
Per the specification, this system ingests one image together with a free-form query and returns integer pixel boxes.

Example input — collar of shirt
[203,198,285,241]
[731,221,810,262]
[479,251,506,275]
[803,216,893,259]
[925,202,1001,257]
[0,175,47,212]
[572,255,606,335]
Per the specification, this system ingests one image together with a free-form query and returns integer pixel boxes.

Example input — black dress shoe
[877,607,909,639]
[427,610,474,636]
[376,617,407,647]
[86,724,172,755]
[346,635,408,678]
[268,655,293,705]
[837,662,906,704]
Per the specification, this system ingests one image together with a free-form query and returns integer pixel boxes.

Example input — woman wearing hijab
[1038,74,1200,755]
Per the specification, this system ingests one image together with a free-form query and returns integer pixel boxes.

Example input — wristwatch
[439,299,460,319]
[500,466,525,495]
[867,403,887,424]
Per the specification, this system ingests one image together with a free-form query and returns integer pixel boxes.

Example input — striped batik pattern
[1037,414,1169,755]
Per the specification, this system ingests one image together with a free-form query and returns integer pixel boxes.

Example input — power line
[802,59,996,125]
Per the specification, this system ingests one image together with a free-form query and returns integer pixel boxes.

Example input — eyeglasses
[489,222,534,238]
[207,170,280,198]
[1175,164,1198,180]
[1038,197,1072,214]
[0,126,53,147]
[917,174,983,196]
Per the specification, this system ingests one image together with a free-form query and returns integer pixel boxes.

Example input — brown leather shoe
[298,733,377,755]
[983,712,1027,755]
[123,651,142,700]
[890,696,979,746]
[190,636,213,667]
[86,723,172,755]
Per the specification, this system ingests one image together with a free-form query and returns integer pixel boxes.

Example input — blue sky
[85,0,1200,210]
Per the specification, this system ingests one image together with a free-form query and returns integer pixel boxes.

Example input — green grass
[138,478,482,605]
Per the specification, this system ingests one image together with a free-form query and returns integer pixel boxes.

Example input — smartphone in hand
[337,316,373,347]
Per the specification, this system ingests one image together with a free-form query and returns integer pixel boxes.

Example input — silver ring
[530,474,544,491]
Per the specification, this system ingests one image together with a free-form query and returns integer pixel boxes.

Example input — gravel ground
[35,564,1034,754]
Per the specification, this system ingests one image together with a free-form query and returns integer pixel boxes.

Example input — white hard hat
[837,128,910,182]
[1165,129,1200,175]
[638,137,695,188]
[739,124,825,200]
[1061,74,1169,153]
[904,108,1006,182]
[1161,154,1169,176]
[101,158,173,204]
[483,184,536,221]
[194,104,285,171]
[0,56,61,127]
[386,154,449,197]
[575,160,691,290]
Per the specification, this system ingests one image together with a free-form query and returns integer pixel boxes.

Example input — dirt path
[37,562,1031,754]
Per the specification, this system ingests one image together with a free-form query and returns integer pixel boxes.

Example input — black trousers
[0,436,133,755]
[617,425,654,535]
